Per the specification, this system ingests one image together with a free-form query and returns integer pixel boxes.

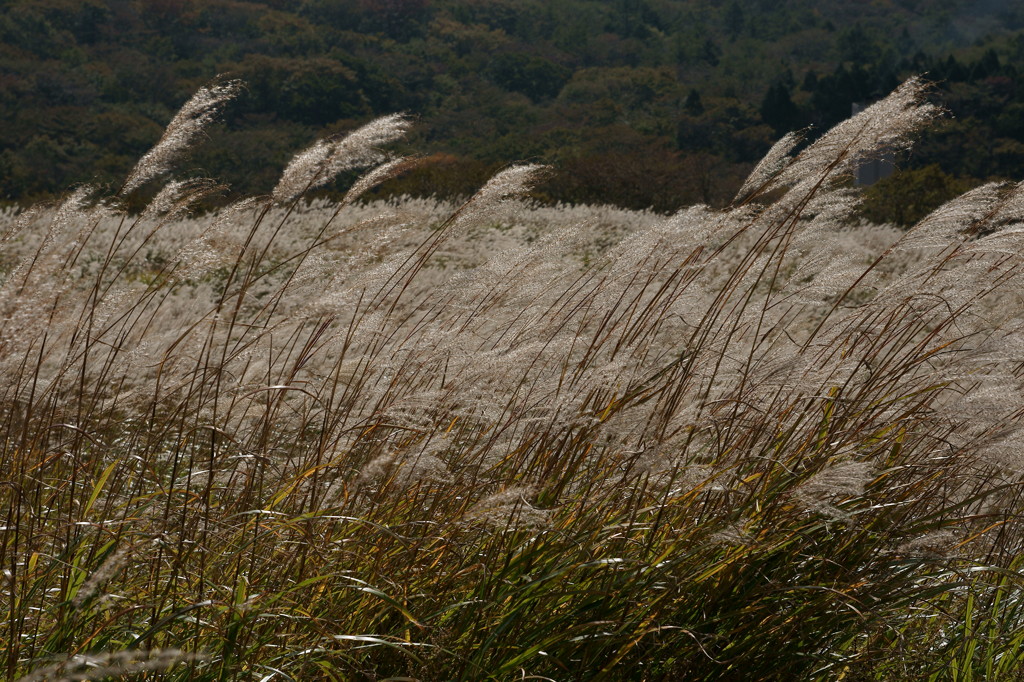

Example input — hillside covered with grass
[4,75,1024,680]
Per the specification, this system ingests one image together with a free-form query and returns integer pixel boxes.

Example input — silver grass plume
[735,130,803,203]
[122,79,242,194]
[141,178,223,221]
[774,76,937,190]
[0,203,44,246]
[272,113,411,203]
[894,181,1006,252]
[446,164,548,234]
[14,649,205,682]
[40,185,94,254]
[70,543,132,608]
[793,460,875,521]
[359,451,452,492]
[1000,178,1024,220]
[469,163,548,206]
[169,196,264,283]
[962,180,1024,256]
[464,485,551,530]
[342,156,418,205]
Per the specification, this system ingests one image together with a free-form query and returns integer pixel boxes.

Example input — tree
[235,55,371,126]
[490,53,571,102]
[939,55,968,82]
[700,37,721,67]
[972,48,1001,81]
[896,26,914,56]
[838,23,874,64]
[358,0,430,40]
[760,82,800,135]
[724,1,744,41]
[684,88,704,115]
[802,70,819,92]
[608,0,660,40]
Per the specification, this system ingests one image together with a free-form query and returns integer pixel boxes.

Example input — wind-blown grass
[3,77,1024,681]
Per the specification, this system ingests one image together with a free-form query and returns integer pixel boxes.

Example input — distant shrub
[860,162,973,227]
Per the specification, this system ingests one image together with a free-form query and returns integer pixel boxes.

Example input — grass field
[4,77,1024,680]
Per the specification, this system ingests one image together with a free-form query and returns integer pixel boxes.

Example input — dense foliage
[1,0,1024,215]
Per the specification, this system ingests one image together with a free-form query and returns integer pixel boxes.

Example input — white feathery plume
[793,460,874,521]
[141,178,221,221]
[342,156,417,205]
[962,180,1024,256]
[41,185,94,254]
[168,196,263,283]
[13,649,204,682]
[445,164,548,235]
[122,79,241,194]
[71,543,132,608]
[463,485,551,530]
[735,130,803,203]
[894,181,1006,252]
[272,114,411,203]
[801,185,861,227]
[0,203,44,246]
[774,77,937,190]
[896,530,961,559]
[967,223,1024,257]
[470,164,547,207]
[999,179,1024,220]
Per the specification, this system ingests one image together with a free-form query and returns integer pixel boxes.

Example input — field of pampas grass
[4,76,1024,681]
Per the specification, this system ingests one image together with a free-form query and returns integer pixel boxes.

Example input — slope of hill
[1,0,1022,213]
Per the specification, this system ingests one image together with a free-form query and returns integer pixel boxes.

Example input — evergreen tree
[838,23,874,64]
[700,37,721,67]
[896,26,914,56]
[973,48,1001,80]
[684,88,704,115]
[760,82,800,134]
[724,1,744,41]
[941,55,968,81]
